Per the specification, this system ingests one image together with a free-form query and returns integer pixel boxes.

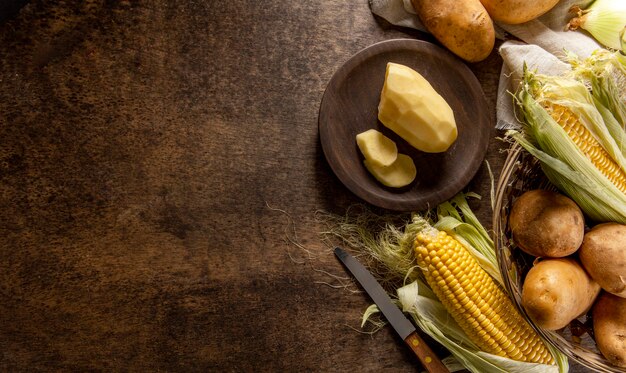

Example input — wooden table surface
[0,1,588,372]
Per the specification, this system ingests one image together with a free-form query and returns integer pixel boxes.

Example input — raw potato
[378,63,457,153]
[521,257,601,330]
[509,190,584,257]
[593,292,626,367]
[579,223,626,298]
[356,129,398,167]
[411,0,495,62]
[479,0,560,24]
[364,153,416,188]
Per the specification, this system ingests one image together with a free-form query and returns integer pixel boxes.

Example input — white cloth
[369,0,602,129]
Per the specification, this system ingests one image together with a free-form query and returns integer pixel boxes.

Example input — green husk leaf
[593,98,626,156]
[361,304,381,328]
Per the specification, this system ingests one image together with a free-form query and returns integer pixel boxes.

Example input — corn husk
[510,67,626,224]
[567,0,626,51]
[567,49,626,128]
[330,194,568,373]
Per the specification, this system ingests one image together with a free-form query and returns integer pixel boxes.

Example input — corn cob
[415,229,555,365]
[543,102,626,194]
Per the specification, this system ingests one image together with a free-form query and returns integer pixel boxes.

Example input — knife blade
[334,247,449,373]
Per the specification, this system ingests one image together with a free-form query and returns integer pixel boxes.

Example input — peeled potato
[378,63,457,153]
[356,129,398,167]
[364,153,416,188]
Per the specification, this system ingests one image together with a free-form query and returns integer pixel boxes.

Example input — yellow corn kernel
[415,230,554,364]
[544,102,626,194]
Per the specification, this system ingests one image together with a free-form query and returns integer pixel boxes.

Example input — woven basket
[493,143,626,373]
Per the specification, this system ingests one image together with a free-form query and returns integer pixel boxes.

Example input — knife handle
[404,331,450,373]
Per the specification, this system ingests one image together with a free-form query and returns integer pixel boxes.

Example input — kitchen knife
[334,247,449,373]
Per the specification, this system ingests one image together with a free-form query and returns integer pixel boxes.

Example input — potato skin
[521,258,601,330]
[509,190,584,258]
[411,0,495,62]
[579,223,626,298]
[593,292,626,367]
[479,0,560,24]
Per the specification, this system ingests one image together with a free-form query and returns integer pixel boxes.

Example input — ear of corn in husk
[412,223,555,365]
[509,66,626,224]
[331,194,567,373]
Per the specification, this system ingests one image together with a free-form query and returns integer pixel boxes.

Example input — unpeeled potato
[509,190,584,258]
[521,257,601,330]
[579,223,626,298]
[479,0,560,24]
[593,292,626,367]
[411,0,495,62]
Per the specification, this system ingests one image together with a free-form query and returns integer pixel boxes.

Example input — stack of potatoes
[410,0,560,62]
[509,190,626,368]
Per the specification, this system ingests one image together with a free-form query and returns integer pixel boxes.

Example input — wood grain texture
[404,333,449,373]
[0,0,586,372]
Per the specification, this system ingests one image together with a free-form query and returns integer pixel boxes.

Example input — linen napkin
[369,0,602,129]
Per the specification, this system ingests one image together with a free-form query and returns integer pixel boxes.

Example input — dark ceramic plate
[318,39,491,211]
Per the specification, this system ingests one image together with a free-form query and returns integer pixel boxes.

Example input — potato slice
[364,153,416,188]
[356,129,398,167]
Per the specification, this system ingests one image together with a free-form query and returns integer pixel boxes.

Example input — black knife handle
[404,332,450,373]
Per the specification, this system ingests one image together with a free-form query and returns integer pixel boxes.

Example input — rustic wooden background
[0,1,586,371]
